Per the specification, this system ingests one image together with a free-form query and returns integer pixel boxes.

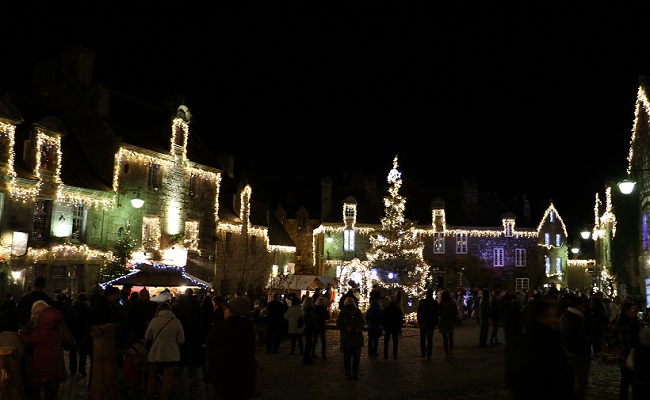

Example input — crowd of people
[2,277,650,400]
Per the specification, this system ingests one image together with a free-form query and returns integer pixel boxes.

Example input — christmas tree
[367,156,432,306]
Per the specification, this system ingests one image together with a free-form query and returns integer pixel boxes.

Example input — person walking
[560,294,592,400]
[313,296,330,359]
[478,289,491,347]
[438,290,459,361]
[265,293,287,354]
[510,298,572,400]
[144,301,185,400]
[416,288,439,360]
[284,296,304,355]
[65,293,90,377]
[301,297,318,365]
[606,300,641,400]
[382,294,404,359]
[336,296,365,380]
[365,290,383,357]
[204,296,257,400]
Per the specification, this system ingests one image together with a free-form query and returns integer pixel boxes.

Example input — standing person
[365,290,383,357]
[125,288,157,347]
[610,295,622,322]
[313,296,330,359]
[0,293,17,312]
[284,296,304,355]
[381,294,404,359]
[86,286,122,390]
[301,297,318,365]
[336,296,365,380]
[590,291,608,356]
[18,304,68,400]
[416,288,439,360]
[478,289,491,347]
[265,293,287,354]
[438,290,459,361]
[489,290,503,346]
[559,294,592,400]
[204,296,256,400]
[17,276,54,328]
[510,298,572,400]
[606,300,641,400]
[66,293,90,377]
[144,301,185,400]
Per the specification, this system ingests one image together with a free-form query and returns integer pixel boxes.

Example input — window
[32,200,50,239]
[142,216,161,250]
[344,229,355,251]
[39,142,56,172]
[515,248,526,266]
[189,174,197,196]
[545,257,551,274]
[298,216,307,231]
[555,234,561,247]
[433,232,445,254]
[549,211,555,222]
[184,220,200,252]
[493,247,504,267]
[148,163,161,189]
[225,232,233,254]
[515,278,529,292]
[504,221,514,237]
[544,233,550,246]
[72,205,84,240]
[455,233,468,254]
[457,272,466,288]
[555,257,562,274]
[345,205,355,219]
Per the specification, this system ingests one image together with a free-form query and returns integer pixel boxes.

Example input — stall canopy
[266,275,339,291]
[101,263,212,289]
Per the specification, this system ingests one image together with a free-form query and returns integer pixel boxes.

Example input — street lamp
[617,169,650,194]
[117,189,145,208]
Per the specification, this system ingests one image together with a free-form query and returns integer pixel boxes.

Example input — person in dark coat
[265,293,288,354]
[65,293,90,376]
[438,290,459,361]
[336,296,365,380]
[365,290,383,357]
[17,276,54,328]
[560,294,592,400]
[510,298,572,400]
[301,297,318,365]
[205,296,256,400]
[381,294,405,359]
[606,300,641,400]
[313,296,330,359]
[416,288,439,360]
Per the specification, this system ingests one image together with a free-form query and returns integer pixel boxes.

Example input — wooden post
[0,346,23,400]
[89,323,119,400]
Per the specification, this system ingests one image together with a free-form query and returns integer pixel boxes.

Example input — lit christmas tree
[367,156,432,308]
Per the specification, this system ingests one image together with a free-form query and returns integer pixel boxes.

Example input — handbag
[626,348,635,370]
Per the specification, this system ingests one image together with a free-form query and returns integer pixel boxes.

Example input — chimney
[217,154,235,178]
[59,46,94,85]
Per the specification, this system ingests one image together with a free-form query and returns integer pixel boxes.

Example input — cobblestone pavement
[59,320,623,400]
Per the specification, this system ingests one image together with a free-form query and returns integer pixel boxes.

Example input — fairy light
[241,185,252,226]
[143,216,161,250]
[170,117,189,161]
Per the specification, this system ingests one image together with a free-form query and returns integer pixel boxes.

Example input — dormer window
[344,228,355,251]
[343,197,357,228]
[504,219,514,237]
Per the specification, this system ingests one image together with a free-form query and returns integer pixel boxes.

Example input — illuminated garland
[170,117,189,161]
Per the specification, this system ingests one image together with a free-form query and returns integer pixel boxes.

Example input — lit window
[142,216,161,250]
[516,278,529,291]
[32,200,51,239]
[515,248,526,266]
[455,233,468,254]
[344,229,355,251]
[504,221,513,237]
[148,163,161,189]
[555,234,561,247]
[184,220,200,252]
[555,257,562,274]
[493,248,504,267]
[550,211,555,222]
[72,205,85,240]
[545,257,551,274]
[457,272,466,288]
[433,232,445,254]
[544,233,550,246]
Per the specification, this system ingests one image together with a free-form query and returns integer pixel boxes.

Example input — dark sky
[3,6,650,237]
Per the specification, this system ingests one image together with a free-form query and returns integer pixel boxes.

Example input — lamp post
[117,189,145,208]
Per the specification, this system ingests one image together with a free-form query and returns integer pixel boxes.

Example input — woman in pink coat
[19,305,67,400]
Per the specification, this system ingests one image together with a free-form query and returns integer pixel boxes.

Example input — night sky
[3,5,650,237]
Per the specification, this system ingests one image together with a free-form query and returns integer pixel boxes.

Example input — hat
[226,297,252,317]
